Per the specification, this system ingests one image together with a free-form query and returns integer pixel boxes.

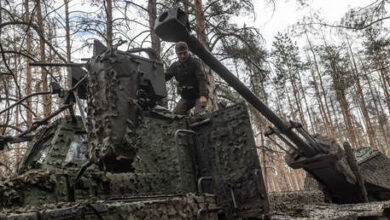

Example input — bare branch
[0,124,23,133]
[301,16,390,31]
[0,21,67,63]
[124,1,147,12]
[0,97,38,118]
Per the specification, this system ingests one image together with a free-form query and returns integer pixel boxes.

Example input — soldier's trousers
[174,98,205,115]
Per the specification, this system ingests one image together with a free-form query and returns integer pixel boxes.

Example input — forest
[0,0,389,192]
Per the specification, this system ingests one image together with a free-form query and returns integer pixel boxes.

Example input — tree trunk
[335,85,358,148]
[253,81,270,191]
[14,50,21,165]
[360,56,390,153]
[24,0,33,125]
[376,78,390,154]
[321,35,355,146]
[309,106,320,132]
[36,0,51,118]
[194,0,208,48]
[329,95,342,139]
[368,34,390,117]
[261,149,268,191]
[287,66,307,129]
[64,0,71,88]
[1,80,10,135]
[376,59,390,116]
[267,160,278,192]
[106,0,113,47]
[193,0,218,112]
[306,35,336,137]
[289,167,300,190]
[339,91,358,147]
[148,0,160,59]
[319,70,337,136]
[308,62,328,134]
[148,0,168,107]
[346,37,377,149]
[286,87,298,122]
[297,72,315,133]
[148,0,160,56]
[369,80,389,153]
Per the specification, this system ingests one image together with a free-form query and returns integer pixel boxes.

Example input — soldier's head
[175,42,190,62]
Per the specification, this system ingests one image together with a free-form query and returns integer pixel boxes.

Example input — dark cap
[175,41,188,53]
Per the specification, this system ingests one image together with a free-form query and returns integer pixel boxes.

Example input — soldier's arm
[165,64,175,81]
[194,60,208,98]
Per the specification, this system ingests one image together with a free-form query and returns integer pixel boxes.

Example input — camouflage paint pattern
[86,43,167,174]
[355,147,390,200]
[268,190,390,219]
[1,194,218,220]
[87,49,141,173]
[111,115,196,195]
[18,116,85,174]
[192,103,269,219]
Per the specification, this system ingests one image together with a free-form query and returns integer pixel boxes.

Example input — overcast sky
[68,0,383,60]
[253,0,375,48]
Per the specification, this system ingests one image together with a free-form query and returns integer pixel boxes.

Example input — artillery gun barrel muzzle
[154,7,190,42]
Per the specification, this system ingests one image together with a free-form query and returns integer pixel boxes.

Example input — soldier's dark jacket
[165,56,208,100]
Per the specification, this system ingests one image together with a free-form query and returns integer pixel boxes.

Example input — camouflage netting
[3,189,390,219]
[268,190,325,215]
[355,147,390,193]
[150,103,269,219]
[0,167,112,209]
[17,118,67,174]
[206,103,269,218]
[268,191,390,219]
[117,115,196,194]
[87,49,141,173]
[0,170,56,208]
[1,194,218,220]
[0,111,199,209]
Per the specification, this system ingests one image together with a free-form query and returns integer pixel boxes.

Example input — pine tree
[271,33,308,129]
[318,43,358,148]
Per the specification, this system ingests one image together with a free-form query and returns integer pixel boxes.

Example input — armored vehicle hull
[2,190,390,219]
[0,103,269,219]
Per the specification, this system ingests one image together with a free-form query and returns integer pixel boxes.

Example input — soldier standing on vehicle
[165,42,208,115]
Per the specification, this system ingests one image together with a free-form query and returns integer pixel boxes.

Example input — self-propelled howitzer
[1,12,390,218]
[0,39,270,219]
[154,7,390,204]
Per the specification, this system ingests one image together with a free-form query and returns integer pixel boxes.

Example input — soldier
[165,42,208,115]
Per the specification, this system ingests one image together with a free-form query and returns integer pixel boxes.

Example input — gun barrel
[30,63,86,67]
[154,7,317,157]
[186,36,316,157]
